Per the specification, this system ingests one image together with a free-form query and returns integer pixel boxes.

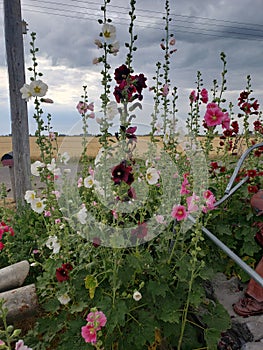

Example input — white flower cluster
[20,79,48,101]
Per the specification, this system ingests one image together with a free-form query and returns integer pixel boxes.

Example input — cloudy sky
[0,0,263,136]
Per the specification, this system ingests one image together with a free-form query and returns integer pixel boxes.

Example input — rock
[211,273,263,349]
[0,284,38,322]
[0,260,30,292]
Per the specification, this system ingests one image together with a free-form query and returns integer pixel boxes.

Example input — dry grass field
[0,135,251,162]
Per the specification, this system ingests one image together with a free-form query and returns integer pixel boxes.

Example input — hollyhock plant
[9,1,263,349]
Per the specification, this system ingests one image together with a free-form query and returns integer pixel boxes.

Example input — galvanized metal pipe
[188,214,263,287]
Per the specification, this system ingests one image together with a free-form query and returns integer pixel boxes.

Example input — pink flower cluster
[0,221,14,250]
[171,174,216,221]
[189,88,208,104]
[81,309,107,344]
[76,101,95,119]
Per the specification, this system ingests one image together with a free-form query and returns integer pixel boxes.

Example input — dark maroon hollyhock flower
[223,129,233,137]
[231,121,239,134]
[56,267,70,282]
[93,237,101,248]
[254,150,262,157]
[254,120,262,131]
[114,64,130,84]
[252,100,259,111]
[238,91,249,105]
[133,73,147,95]
[131,222,148,239]
[126,172,135,186]
[112,162,133,185]
[126,126,137,142]
[128,186,136,199]
[240,102,251,114]
[114,86,124,103]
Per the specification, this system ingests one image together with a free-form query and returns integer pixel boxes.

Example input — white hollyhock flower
[30,79,48,97]
[77,206,87,224]
[110,41,120,55]
[46,235,61,254]
[146,167,159,185]
[102,23,116,42]
[24,190,37,204]
[84,175,94,188]
[20,83,32,101]
[31,160,44,176]
[133,291,142,301]
[31,198,46,214]
[58,293,71,305]
[60,152,70,164]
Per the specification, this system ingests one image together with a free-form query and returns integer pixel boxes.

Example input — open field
[0,135,251,161]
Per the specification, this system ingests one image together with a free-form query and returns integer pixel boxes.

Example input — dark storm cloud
[0,0,263,135]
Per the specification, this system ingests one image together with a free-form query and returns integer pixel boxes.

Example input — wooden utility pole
[4,0,31,205]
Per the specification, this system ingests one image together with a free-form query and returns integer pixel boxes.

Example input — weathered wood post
[4,0,31,205]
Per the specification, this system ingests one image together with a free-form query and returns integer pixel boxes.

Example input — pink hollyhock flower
[180,174,191,195]
[112,210,118,219]
[200,88,208,103]
[155,214,166,224]
[171,205,187,221]
[44,210,51,217]
[0,242,4,250]
[221,112,230,129]
[81,324,97,343]
[77,177,83,188]
[162,84,169,96]
[15,340,32,350]
[186,193,200,213]
[204,103,225,127]
[76,101,88,114]
[87,310,107,329]
[189,90,197,102]
[202,190,216,213]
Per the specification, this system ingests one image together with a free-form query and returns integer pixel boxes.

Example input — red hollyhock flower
[247,169,257,178]
[248,185,259,194]
[210,162,219,170]
[56,267,70,282]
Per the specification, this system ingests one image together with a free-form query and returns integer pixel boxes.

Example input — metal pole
[188,214,263,287]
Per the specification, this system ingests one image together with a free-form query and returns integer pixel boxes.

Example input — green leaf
[84,275,98,299]
[43,298,60,312]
